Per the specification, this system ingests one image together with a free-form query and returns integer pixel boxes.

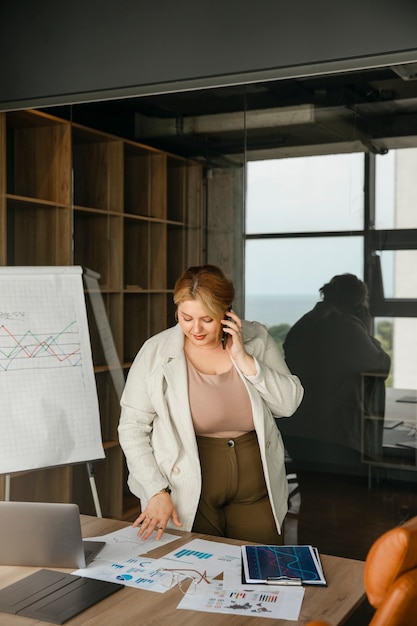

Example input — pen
[266,577,302,586]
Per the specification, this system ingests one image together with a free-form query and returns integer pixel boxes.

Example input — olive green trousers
[192,430,283,544]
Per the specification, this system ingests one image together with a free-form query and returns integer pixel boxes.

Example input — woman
[118,265,303,544]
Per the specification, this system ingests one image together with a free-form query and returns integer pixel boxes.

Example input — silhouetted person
[279,273,391,475]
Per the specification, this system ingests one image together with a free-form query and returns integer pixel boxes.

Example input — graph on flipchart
[0,320,82,372]
[0,267,104,474]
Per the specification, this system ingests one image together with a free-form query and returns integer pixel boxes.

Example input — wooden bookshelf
[0,109,203,520]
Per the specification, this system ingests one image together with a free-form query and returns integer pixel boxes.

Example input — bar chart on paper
[0,267,104,474]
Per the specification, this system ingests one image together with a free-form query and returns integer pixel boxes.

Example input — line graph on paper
[0,267,104,475]
[0,320,82,372]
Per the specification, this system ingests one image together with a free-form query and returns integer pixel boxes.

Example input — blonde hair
[174,265,235,322]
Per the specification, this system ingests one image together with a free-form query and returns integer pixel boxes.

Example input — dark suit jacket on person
[279,301,391,469]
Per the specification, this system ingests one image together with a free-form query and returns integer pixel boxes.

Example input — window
[246,153,364,234]
[245,236,363,329]
[245,153,365,332]
[246,150,417,389]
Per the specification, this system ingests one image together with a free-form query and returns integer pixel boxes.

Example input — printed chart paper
[74,527,181,591]
[75,534,305,619]
[151,538,243,579]
[177,580,305,620]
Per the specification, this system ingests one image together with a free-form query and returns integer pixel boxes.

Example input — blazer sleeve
[239,321,304,418]
[118,341,170,501]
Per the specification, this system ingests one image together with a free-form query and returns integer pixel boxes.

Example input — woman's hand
[132,492,182,540]
[221,310,256,375]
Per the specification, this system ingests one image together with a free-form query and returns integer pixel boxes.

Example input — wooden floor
[285,468,417,625]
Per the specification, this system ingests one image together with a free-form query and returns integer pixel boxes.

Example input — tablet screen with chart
[0,266,104,474]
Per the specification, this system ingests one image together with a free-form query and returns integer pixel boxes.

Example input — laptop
[0,501,105,568]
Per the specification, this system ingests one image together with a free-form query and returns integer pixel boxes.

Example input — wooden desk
[0,515,365,626]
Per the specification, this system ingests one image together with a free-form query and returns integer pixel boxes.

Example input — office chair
[306,514,417,626]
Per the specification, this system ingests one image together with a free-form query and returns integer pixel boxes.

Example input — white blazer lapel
[162,354,198,453]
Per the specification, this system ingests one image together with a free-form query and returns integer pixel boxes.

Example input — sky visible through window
[246,153,364,235]
[245,153,365,327]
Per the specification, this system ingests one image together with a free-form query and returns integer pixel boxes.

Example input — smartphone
[221,306,232,349]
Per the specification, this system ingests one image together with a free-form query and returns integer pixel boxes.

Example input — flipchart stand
[1,267,124,519]
[4,463,103,518]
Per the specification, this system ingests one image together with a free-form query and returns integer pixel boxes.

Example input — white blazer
[118,322,303,533]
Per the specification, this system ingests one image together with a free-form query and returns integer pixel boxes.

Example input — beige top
[186,357,254,437]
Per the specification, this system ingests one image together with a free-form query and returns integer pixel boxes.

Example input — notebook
[0,569,123,624]
[0,501,105,569]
